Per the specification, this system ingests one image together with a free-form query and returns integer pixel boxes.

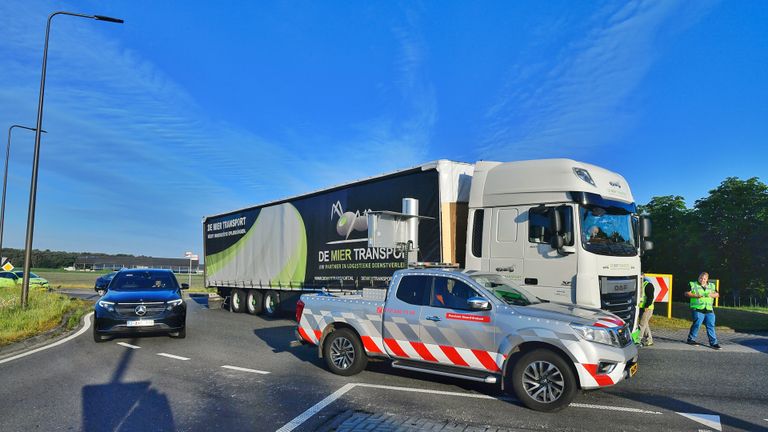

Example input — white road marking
[157,353,190,361]
[570,403,662,414]
[0,312,93,365]
[677,413,722,431]
[221,365,270,375]
[275,382,663,431]
[275,383,356,432]
[117,342,141,349]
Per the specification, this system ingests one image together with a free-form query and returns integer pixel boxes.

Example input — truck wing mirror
[640,216,652,238]
[467,297,491,311]
[642,240,653,252]
[549,208,563,233]
[181,283,190,290]
[550,234,564,250]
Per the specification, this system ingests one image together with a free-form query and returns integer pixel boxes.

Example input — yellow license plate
[629,363,638,377]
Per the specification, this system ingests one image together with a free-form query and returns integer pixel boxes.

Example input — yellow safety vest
[639,279,654,310]
[689,281,715,311]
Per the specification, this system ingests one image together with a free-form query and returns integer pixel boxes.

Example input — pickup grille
[616,325,633,347]
[115,302,166,319]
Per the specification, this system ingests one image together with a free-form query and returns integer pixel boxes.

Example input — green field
[653,302,768,332]
[31,268,208,291]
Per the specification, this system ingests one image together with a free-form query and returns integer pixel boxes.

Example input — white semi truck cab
[463,159,652,330]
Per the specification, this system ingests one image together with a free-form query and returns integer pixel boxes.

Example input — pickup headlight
[570,324,620,347]
[97,300,115,312]
[166,299,183,310]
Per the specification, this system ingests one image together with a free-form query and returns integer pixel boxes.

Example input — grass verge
[651,302,768,332]
[0,286,92,347]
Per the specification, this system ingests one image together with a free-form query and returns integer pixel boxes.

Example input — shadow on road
[253,325,325,368]
[81,338,175,431]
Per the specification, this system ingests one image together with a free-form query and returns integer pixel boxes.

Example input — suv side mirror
[181,283,189,290]
[467,296,491,311]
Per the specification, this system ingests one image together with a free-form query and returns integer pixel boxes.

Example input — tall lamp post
[1,125,47,265]
[21,11,123,308]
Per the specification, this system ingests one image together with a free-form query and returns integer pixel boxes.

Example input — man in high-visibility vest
[638,275,655,346]
[685,271,721,349]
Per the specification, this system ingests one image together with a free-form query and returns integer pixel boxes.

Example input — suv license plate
[629,362,638,377]
[127,320,154,327]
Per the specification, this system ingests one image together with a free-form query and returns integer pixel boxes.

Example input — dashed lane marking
[677,413,722,431]
[221,365,270,375]
[0,312,93,365]
[275,382,663,432]
[117,342,141,349]
[157,353,190,361]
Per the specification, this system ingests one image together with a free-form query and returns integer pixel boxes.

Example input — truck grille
[599,276,637,329]
[115,302,166,319]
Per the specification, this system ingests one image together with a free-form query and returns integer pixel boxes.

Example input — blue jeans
[687,309,718,345]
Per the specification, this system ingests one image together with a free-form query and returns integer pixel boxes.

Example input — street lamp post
[1,125,47,265]
[21,11,123,308]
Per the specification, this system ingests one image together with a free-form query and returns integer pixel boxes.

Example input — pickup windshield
[470,274,540,306]
[579,205,637,257]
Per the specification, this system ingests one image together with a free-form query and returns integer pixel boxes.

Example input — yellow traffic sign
[2,262,14,272]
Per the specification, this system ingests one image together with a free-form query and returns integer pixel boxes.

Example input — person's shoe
[644,341,654,347]
[711,344,722,350]
[686,340,698,346]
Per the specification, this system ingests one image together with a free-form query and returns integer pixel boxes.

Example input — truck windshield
[579,205,636,257]
[470,274,541,306]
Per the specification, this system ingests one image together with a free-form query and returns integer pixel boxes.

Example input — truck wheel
[510,349,577,412]
[323,328,367,376]
[231,289,246,313]
[246,291,263,315]
[263,290,280,317]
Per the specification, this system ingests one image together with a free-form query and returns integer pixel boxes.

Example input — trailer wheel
[231,289,246,313]
[246,291,263,315]
[323,328,367,376]
[263,290,280,317]
[509,349,577,412]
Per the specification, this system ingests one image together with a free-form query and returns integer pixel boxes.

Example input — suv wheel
[170,327,186,339]
[323,328,367,376]
[510,349,577,412]
[93,326,107,343]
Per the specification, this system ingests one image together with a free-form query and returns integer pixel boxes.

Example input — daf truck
[203,159,651,329]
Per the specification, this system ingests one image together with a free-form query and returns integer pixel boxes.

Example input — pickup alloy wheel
[323,328,367,376]
[510,349,576,412]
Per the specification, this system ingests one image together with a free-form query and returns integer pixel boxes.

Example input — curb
[0,309,93,362]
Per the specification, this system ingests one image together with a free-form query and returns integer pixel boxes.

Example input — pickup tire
[323,328,367,376]
[246,291,263,315]
[510,349,577,412]
[262,290,280,317]
[231,289,246,313]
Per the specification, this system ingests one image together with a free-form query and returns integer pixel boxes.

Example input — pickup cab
[296,268,638,412]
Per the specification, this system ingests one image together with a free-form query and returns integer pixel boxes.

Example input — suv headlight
[97,300,115,312]
[166,299,183,309]
[570,324,619,347]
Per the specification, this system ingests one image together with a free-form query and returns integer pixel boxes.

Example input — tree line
[1,248,138,270]
[640,177,768,307]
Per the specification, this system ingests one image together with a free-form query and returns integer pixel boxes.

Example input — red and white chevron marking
[380,338,504,372]
[593,316,625,328]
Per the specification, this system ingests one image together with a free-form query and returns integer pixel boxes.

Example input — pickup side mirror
[181,283,189,290]
[467,296,491,311]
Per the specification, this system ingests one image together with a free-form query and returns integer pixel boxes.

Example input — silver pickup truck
[295,268,638,412]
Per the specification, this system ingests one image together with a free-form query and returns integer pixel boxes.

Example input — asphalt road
[0,294,766,432]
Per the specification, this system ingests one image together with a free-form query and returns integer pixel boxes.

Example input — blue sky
[0,0,765,258]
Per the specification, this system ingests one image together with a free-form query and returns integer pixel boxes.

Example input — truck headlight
[570,324,619,347]
[97,300,115,312]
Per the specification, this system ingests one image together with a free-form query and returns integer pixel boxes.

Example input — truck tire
[263,290,280,317]
[231,289,246,313]
[246,291,263,315]
[323,328,367,376]
[510,349,577,412]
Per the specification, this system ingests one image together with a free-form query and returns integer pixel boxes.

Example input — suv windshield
[580,205,637,256]
[470,274,540,306]
[110,271,178,291]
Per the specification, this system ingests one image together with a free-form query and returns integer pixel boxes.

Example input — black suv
[93,269,188,342]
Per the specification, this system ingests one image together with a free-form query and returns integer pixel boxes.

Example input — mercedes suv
[93,269,188,342]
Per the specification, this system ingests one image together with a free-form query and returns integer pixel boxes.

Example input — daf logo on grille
[135,305,147,316]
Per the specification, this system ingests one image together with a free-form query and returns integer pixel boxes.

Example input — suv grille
[115,302,166,319]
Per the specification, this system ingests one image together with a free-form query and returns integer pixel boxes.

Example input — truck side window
[471,209,484,257]
[528,206,574,246]
[431,277,480,311]
[395,276,430,306]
